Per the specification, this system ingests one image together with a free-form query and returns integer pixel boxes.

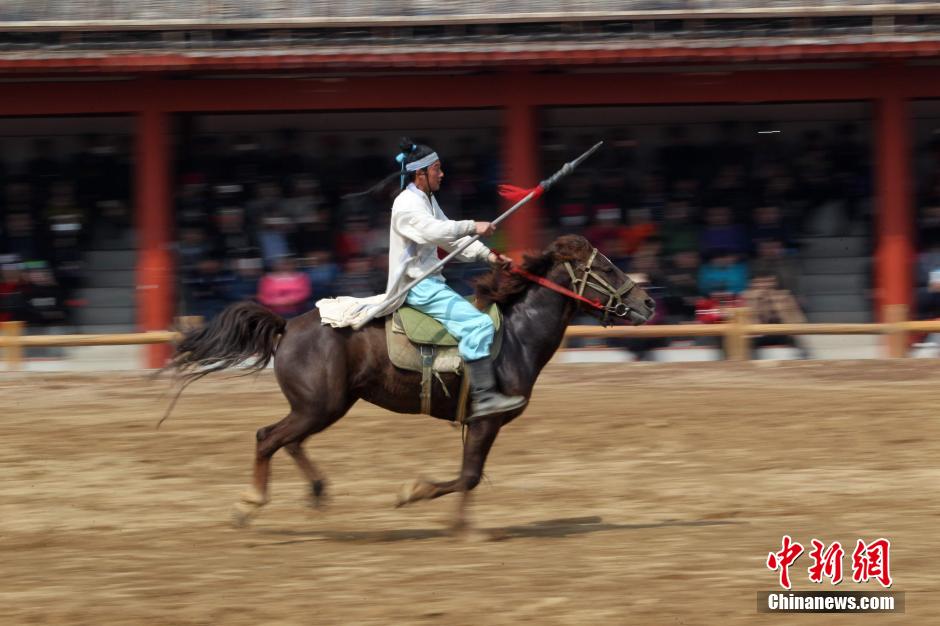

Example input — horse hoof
[395,481,416,508]
[308,480,328,509]
[240,487,269,507]
[396,479,432,508]
[231,502,259,528]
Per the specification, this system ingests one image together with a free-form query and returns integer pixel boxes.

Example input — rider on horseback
[390,138,527,422]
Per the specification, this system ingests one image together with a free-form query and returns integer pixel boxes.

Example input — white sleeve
[441,233,492,263]
[434,200,491,263]
[392,200,475,247]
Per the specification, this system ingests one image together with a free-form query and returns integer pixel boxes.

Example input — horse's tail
[157,302,286,426]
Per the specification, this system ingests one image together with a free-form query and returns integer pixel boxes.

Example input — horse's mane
[474,235,592,309]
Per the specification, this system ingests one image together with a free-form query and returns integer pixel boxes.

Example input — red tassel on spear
[498,183,544,204]
[497,140,602,204]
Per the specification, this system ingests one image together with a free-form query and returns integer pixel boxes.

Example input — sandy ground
[1,360,938,625]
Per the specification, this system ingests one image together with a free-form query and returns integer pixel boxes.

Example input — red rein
[508,265,604,311]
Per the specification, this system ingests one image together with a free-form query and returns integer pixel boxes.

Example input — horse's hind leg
[284,441,327,509]
[397,419,501,532]
[233,408,343,526]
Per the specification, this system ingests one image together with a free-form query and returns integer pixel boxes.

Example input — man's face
[420,160,444,192]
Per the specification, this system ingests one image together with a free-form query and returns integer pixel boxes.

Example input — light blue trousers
[405,275,494,361]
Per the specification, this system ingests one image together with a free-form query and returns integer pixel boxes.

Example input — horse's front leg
[397,418,501,532]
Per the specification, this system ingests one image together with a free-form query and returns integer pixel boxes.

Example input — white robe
[316,183,492,328]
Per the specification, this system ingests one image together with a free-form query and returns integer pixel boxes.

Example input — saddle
[386,301,503,419]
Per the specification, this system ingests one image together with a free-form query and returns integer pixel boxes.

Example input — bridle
[509,247,639,326]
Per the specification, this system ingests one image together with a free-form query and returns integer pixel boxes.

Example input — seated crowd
[0,123,877,360]
[1,135,131,329]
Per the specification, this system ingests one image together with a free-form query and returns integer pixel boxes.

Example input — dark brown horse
[165,235,654,530]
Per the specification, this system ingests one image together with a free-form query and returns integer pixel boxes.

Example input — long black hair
[343,136,436,199]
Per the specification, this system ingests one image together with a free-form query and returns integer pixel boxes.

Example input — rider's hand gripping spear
[351,141,604,330]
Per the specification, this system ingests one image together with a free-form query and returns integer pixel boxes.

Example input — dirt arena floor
[2,360,939,625]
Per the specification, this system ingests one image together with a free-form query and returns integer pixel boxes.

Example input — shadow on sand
[248,515,747,546]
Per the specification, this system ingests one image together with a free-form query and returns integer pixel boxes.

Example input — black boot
[465,357,527,422]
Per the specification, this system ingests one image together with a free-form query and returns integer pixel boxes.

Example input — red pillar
[502,90,540,255]
[874,94,914,327]
[135,108,174,368]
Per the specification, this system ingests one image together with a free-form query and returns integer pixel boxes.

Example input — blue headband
[396,144,440,190]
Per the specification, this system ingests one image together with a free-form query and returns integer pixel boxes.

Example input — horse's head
[549,235,655,326]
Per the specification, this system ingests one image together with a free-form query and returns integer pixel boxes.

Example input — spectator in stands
[182,258,232,321]
[177,227,213,276]
[622,207,657,256]
[629,238,664,286]
[662,250,701,323]
[228,256,264,304]
[300,249,340,299]
[258,213,295,267]
[43,180,84,224]
[751,238,801,297]
[370,253,389,295]
[700,206,748,257]
[283,174,328,225]
[246,178,286,223]
[257,255,311,318]
[335,216,372,263]
[695,290,744,325]
[47,213,85,294]
[333,254,375,298]
[0,261,27,322]
[659,199,698,257]
[215,206,259,260]
[22,261,69,356]
[750,205,791,250]
[699,249,748,296]
[176,173,211,228]
[3,212,43,262]
[585,202,625,252]
[742,273,810,358]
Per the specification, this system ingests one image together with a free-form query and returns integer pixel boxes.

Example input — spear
[350,141,603,329]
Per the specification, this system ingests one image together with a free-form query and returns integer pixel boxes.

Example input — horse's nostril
[645,298,655,309]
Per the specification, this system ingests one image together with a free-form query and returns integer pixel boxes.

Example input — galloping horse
[165,235,654,530]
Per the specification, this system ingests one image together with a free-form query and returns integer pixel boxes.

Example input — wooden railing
[3,306,939,370]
